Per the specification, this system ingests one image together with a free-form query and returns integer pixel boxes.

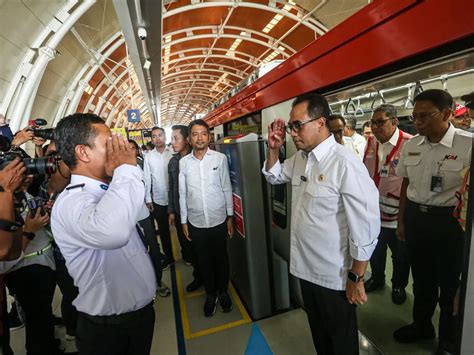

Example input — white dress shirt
[179,148,233,228]
[262,135,380,291]
[396,124,472,206]
[343,132,366,160]
[143,148,173,205]
[51,165,156,316]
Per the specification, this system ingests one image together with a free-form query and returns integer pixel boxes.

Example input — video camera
[28,118,55,141]
[0,151,59,175]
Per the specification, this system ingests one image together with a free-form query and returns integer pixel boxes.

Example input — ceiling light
[143,60,151,70]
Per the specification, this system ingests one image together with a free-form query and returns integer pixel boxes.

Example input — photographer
[0,158,25,260]
[3,177,62,355]
[0,158,26,355]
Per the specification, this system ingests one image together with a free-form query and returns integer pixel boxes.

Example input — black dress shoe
[218,292,233,313]
[204,295,218,317]
[393,323,435,343]
[392,287,407,305]
[364,278,385,293]
[186,279,202,293]
[435,340,456,355]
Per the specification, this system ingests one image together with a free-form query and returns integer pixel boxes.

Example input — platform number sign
[127,109,141,123]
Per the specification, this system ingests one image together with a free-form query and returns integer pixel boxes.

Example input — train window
[224,113,262,136]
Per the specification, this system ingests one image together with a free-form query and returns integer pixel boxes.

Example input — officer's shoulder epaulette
[66,183,85,191]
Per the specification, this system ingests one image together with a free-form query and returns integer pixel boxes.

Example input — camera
[138,27,147,40]
[28,118,55,141]
[0,151,59,175]
[27,197,46,217]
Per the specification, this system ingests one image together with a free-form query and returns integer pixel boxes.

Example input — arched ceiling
[158,0,325,126]
[0,0,369,131]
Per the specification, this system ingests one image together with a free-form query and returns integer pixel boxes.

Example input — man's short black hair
[188,119,209,135]
[345,117,357,130]
[172,125,189,139]
[362,121,371,130]
[151,126,165,135]
[414,89,453,112]
[292,93,331,119]
[128,139,139,150]
[55,113,105,168]
[461,91,474,109]
[327,114,346,127]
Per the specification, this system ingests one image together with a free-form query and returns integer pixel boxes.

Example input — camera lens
[23,157,57,175]
[33,128,55,141]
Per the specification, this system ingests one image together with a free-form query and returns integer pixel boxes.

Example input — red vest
[363,129,412,226]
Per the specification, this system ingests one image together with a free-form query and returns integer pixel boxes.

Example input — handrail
[329,69,473,107]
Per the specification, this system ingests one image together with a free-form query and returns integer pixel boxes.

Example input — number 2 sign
[127,109,141,123]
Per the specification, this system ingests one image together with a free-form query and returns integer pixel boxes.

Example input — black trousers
[4,264,56,355]
[369,227,410,288]
[175,214,200,281]
[138,216,163,284]
[189,221,229,295]
[405,200,464,343]
[151,203,174,264]
[300,279,359,355]
[76,302,155,355]
[54,244,79,336]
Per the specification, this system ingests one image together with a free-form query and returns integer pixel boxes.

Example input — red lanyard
[372,130,403,187]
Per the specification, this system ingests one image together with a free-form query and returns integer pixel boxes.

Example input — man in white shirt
[51,113,156,355]
[344,116,367,157]
[262,94,380,354]
[179,119,234,317]
[362,104,412,305]
[394,90,471,354]
[327,114,364,159]
[144,127,174,267]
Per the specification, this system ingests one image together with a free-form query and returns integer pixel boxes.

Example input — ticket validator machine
[215,133,290,319]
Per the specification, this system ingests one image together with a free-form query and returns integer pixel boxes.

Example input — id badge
[380,165,389,178]
[431,175,443,193]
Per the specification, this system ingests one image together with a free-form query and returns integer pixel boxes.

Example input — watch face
[348,271,356,282]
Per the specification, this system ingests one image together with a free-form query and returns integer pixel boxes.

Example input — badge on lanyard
[431,159,445,193]
[431,175,443,193]
[380,165,389,178]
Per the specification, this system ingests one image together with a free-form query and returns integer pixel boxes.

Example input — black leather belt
[79,301,154,325]
[408,200,455,215]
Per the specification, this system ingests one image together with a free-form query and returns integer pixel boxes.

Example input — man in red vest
[363,104,412,305]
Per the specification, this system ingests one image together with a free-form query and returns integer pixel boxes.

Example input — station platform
[8,228,439,355]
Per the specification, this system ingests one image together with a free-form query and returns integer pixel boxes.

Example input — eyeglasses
[370,118,393,127]
[409,111,439,122]
[285,117,321,134]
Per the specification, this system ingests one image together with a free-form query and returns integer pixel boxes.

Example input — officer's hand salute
[105,133,137,177]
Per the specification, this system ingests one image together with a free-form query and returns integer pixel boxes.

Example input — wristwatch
[0,220,23,232]
[348,271,365,283]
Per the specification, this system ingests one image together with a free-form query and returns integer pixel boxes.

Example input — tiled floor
[8,231,439,354]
